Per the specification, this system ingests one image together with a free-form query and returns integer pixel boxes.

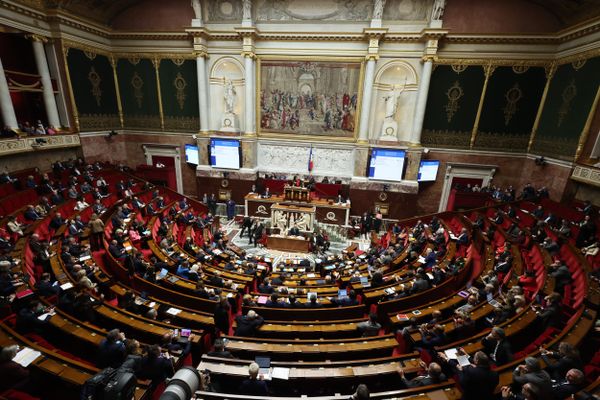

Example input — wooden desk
[267,235,310,252]
[245,193,350,226]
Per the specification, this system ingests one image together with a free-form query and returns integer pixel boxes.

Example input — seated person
[288,224,301,236]
[239,362,269,396]
[357,312,381,337]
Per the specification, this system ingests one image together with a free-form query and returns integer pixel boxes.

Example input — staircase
[314,221,348,244]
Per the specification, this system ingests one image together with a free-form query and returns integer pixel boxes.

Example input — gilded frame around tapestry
[256,56,364,142]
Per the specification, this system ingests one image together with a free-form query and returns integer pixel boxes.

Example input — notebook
[337,289,348,299]
[157,268,169,279]
[360,277,370,288]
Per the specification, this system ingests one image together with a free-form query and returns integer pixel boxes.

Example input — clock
[378,192,388,201]
[221,179,229,188]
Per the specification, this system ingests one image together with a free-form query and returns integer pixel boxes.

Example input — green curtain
[532,56,600,160]
[475,66,546,152]
[66,48,119,131]
[117,58,161,130]
[159,59,199,131]
[421,65,484,148]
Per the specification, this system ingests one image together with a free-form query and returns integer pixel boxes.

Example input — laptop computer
[254,356,271,379]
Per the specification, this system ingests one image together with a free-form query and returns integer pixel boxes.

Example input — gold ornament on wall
[84,50,97,61]
[131,72,144,108]
[512,65,529,74]
[571,59,586,71]
[87,67,102,107]
[445,81,464,122]
[174,72,187,111]
[502,83,522,126]
[557,79,577,127]
[451,65,467,74]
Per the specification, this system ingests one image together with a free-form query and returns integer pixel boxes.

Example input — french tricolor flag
[308,146,314,172]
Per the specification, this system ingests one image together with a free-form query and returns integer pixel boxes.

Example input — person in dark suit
[234,310,264,337]
[288,225,300,236]
[35,272,60,297]
[481,327,512,366]
[213,297,230,335]
[456,228,469,246]
[306,294,323,308]
[442,351,498,400]
[23,205,41,221]
[206,338,235,359]
[239,362,269,396]
[49,212,65,230]
[138,344,174,386]
[0,345,31,393]
[540,342,583,380]
[97,329,127,368]
[252,222,264,247]
[535,292,563,330]
[331,290,358,307]
[511,357,552,399]
[397,362,446,388]
[551,369,585,400]
[108,239,126,261]
[16,300,49,333]
[240,216,253,238]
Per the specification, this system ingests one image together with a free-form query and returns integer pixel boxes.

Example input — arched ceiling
[17,0,600,30]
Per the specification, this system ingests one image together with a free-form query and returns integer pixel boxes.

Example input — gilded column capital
[194,50,209,59]
[241,51,257,60]
[25,34,48,43]
[151,57,161,70]
[544,62,557,80]
[365,54,379,62]
[421,55,438,63]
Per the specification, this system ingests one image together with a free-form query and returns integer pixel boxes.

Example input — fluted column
[0,58,18,129]
[357,57,376,143]
[30,35,61,129]
[244,54,256,135]
[410,57,434,144]
[196,52,210,133]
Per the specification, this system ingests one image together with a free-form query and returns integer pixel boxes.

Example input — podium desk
[267,235,310,253]
[245,193,350,226]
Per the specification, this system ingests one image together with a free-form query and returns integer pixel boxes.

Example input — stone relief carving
[205,0,242,21]
[383,0,433,21]
[258,144,309,172]
[255,0,372,21]
[312,147,354,176]
[257,143,353,176]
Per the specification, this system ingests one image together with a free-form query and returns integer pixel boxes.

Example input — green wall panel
[532,56,600,160]
[66,48,119,131]
[159,59,199,131]
[475,66,546,152]
[117,58,160,130]
[421,65,484,149]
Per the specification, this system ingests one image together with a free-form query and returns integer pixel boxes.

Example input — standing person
[208,193,217,216]
[240,216,253,238]
[226,198,236,221]
[88,213,105,251]
[213,296,230,336]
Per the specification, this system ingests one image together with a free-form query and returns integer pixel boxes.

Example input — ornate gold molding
[470,63,495,148]
[575,84,600,161]
[24,33,48,43]
[110,56,124,128]
[61,43,80,132]
[528,65,552,150]
[152,57,165,131]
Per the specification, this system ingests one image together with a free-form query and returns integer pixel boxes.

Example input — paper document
[272,367,290,380]
[166,307,182,315]
[13,347,41,367]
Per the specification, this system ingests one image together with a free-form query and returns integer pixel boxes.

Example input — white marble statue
[224,79,236,114]
[373,0,387,20]
[274,210,287,232]
[191,0,202,20]
[383,84,404,118]
[296,213,309,231]
[242,0,252,20]
[431,0,446,20]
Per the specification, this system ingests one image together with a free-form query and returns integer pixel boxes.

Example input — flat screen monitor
[418,160,440,182]
[184,144,199,165]
[210,138,240,170]
[368,148,405,182]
